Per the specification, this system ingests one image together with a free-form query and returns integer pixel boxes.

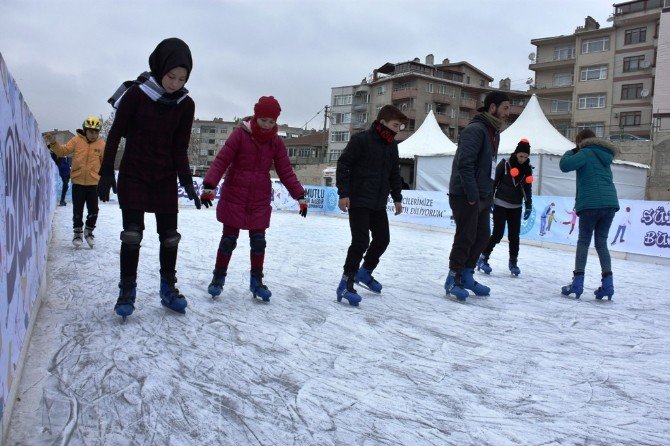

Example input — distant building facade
[328,54,530,162]
[530,0,668,140]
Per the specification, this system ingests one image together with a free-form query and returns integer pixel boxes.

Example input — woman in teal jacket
[558,129,619,300]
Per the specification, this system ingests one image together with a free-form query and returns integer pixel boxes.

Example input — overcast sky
[0,0,616,132]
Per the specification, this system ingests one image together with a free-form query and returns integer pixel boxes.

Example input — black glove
[200,182,215,209]
[97,173,117,202]
[179,175,201,210]
[298,196,307,218]
[523,207,532,220]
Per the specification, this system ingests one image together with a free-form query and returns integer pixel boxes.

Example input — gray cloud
[1,0,614,132]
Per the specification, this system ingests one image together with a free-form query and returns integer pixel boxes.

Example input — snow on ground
[7,203,670,445]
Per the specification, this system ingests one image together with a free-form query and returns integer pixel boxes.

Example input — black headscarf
[149,38,193,82]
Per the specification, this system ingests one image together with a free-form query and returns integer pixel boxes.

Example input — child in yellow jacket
[45,116,105,248]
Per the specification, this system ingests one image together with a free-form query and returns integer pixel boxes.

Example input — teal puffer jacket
[559,137,620,213]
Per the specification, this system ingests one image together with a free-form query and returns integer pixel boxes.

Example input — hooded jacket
[559,137,620,213]
[336,122,403,210]
[448,113,499,202]
[203,120,305,230]
[49,130,105,186]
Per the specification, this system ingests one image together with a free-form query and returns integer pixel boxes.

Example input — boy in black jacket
[335,105,407,306]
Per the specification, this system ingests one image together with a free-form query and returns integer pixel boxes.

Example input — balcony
[434,113,451,125]
[431,92,451,104]
[529,57,576,71]
[459,98,478,110]
[391,88,418,101]
[458,117,471,127]
[531,84,574,95]
[353,102,368,111]
[352,121,368,130]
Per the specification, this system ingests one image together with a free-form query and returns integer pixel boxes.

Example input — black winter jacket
[336,123,403,210]
[492,157,533,207]
[448,114,499,202]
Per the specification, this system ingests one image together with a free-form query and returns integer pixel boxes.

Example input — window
[425,103,433,113]
[329,149,343,162]
[581,37,609,54]
[479,79,485,87]
[623,55,645,72]
[551,99,571,113]
[554,45,575,61]
[208,150,215,156]
[621,83,643,100]
[553,72,573,87]
[408,119,416,131]
[425,83,433,93]
[578,94,606,109]
[208,139,215,144]
[466,76,471,84]
[333,94,352,106]
[221,127,228,134]
[331,131,350,142]
[555,122,572,139]
[624,27,646,45]
[619,111,641,127]
[576,122,605,137]
[437,84,447,95]
[332,112,351,124]
[377,85,387,96]
[199,149,208,156]
[209,128,216,133]
[580,65,608,81]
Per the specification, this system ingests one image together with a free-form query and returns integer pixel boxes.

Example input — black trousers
[483,205,522,260]
[60,175,70,203]
[71,184,98,230]
[343,208,390,276]
[120,210,178,279]
[448,195,491,271]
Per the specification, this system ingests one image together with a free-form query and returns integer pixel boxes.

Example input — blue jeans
[574,208,617,274]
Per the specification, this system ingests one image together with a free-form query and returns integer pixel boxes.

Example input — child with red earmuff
[477,138,534,276]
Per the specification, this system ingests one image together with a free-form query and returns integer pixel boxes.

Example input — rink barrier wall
[169,178,670,262]
[0,53,57,443]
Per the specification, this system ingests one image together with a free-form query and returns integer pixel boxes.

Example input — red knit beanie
[254,96,281,120]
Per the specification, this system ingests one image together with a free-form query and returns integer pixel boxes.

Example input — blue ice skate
[354,267,382,293]
[208,269,226,298]
[445,270,468,301]
[250,270,272,302]
[160,276,188,314]
[115,278,137,321]
[336,275,361,306]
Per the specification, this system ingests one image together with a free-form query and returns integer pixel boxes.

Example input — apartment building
[530,0,668,140]
[328,55,529,162]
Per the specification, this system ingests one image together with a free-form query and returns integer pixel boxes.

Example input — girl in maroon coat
[200,96,307,302]
[98,38,201,320]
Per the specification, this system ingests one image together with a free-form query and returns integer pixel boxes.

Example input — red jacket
[204,121,304,229]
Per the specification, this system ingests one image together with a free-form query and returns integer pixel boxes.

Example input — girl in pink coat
[200,96,307,301]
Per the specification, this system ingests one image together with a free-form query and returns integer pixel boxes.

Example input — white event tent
[414,94,648,199]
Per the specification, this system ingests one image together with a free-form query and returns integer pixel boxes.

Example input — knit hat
[513,138,531,154]
[254,96,281,120]
[477,91,510,112]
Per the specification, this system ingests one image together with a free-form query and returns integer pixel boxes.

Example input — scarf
[374,121,396,143]
[107,72,189,109]
[250,118,278,143]
[480,112,502,131]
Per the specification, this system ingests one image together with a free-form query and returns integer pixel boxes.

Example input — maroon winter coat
[101,85,195,213]
[204,121,305,230]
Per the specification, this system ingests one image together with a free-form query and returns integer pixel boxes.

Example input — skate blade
[354,281,382,294]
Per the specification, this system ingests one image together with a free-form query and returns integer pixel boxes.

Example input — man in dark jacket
[335,105,406,306]
[445,91,510,301]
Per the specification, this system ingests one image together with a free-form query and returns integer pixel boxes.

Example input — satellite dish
[640,89,650,97]
[528,52,536,62]
[526,78,534,85]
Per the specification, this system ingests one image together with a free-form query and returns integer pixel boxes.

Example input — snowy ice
[7,204,670,445]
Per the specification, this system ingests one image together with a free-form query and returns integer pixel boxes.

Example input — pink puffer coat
[204,121,305,230]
